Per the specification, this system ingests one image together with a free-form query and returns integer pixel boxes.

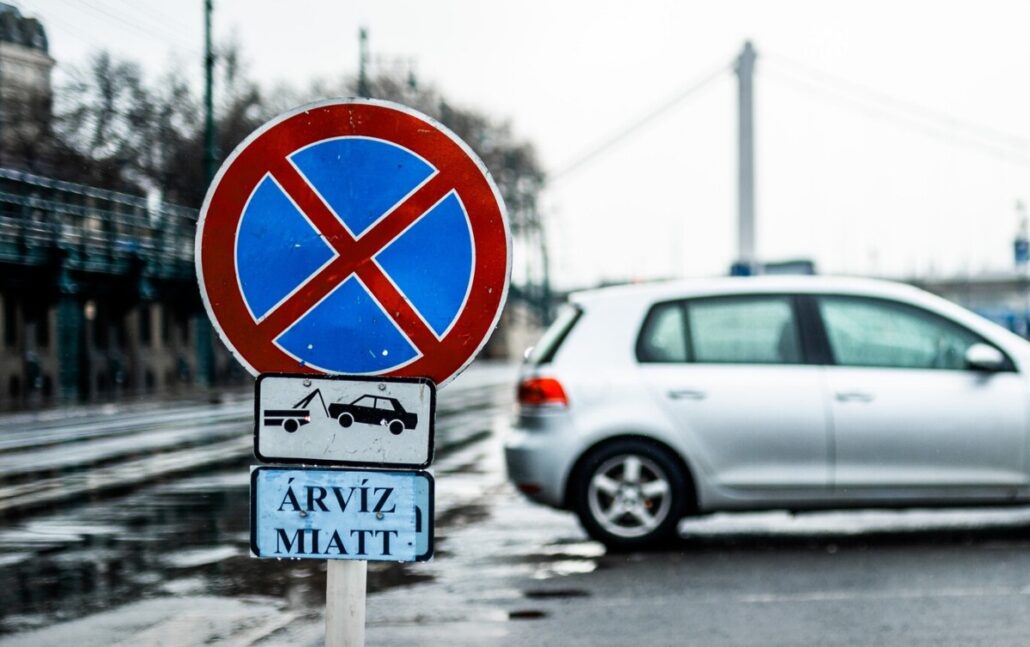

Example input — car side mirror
[965,343,1006,372]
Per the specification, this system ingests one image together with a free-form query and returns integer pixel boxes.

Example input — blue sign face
[234,137,474,375]
[250,466,434,562]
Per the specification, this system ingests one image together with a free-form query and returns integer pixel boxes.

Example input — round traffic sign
[196,98,510,386]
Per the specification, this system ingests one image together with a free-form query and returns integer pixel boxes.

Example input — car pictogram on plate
[328,395,419,435]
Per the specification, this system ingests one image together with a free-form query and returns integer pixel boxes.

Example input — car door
[638,294,831,492]
[816,295,1029,492]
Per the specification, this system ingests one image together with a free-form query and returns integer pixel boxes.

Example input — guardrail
[0,167,198,279]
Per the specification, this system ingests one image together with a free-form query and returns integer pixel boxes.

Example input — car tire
[573,439,688,551]
[338,413,354,428]
[388,420,404,435]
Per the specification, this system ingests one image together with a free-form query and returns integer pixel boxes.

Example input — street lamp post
[203,0,216,186]
[198,0,217,387]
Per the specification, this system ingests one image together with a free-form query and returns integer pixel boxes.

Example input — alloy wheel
[587,454,672,539]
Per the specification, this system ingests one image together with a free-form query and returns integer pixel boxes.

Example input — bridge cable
[762,52,1030,167]
[550,63,731,183]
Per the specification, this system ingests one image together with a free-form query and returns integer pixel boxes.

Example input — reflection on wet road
[10,362,1030,645]
[0,365,515,639]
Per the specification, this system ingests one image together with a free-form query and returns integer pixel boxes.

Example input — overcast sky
[20,0,1030,288]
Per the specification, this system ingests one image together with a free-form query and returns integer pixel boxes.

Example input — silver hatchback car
[504,276,1030,549]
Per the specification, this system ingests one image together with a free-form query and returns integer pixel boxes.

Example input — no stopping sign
[195,99,511,386]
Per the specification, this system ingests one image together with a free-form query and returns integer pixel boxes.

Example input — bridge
[0,167,233,408]
[0,166,542,409]
[0,167,196,279]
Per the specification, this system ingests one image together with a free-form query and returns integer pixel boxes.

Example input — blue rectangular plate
[250,466,433,562]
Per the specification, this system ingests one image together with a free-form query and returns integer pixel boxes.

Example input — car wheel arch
[562,434,698,514]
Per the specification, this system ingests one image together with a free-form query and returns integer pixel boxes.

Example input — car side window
[637,302,688,363]
[818,296,982,370]
[686,296,802,364]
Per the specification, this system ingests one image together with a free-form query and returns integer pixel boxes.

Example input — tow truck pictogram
[262,388,329,433]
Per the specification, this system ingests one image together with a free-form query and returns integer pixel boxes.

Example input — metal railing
[0,167,197,278]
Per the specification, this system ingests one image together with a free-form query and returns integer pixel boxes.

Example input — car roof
[557,274,1030,365]
[568,275,931,307]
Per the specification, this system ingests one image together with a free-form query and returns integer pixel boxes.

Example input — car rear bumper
[503,411,577,509]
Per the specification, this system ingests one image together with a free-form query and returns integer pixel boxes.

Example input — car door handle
[668,389,706,400]
[835,392,874,403]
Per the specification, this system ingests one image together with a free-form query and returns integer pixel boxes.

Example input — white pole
[326,560,367,647]
[735,40,757,271]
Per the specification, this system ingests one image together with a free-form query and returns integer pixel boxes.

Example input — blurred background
[1,1,1029,408]
[1,2,1030,645]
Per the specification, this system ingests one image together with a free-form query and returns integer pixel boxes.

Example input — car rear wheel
[388,420,404,435]
[573,440,687,550]
[338,413,354,428]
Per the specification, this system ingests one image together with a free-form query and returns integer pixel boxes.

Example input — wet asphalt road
[6,367,1030,645]
[275,467,1030,647]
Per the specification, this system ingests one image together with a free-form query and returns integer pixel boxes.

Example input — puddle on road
[436,503,491,527]
[536,540,606,559]
[530,559,598,580]
[0,380,517,638]
[367,561,434,594]
[164,546,241,569]
[507,609,547,620]
[493,537,604,581]
[0,460,435,636]
[523,588,590,600]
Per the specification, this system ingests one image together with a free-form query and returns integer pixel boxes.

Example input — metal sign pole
[326,560,367,647]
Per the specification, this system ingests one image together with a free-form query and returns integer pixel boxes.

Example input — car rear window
[637,301,688,362]
[525,304,582,366]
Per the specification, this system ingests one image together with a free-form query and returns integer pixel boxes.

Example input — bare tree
[53,52,154,191]
[40,44,548,257]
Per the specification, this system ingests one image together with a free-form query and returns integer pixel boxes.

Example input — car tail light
[517,377,568,407]
[517,483,543,495]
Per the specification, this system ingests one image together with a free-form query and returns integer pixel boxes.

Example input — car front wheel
[573,440,688,550]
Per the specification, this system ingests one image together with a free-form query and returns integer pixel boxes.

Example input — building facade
[0,167,246,409]
[0,3,54,159]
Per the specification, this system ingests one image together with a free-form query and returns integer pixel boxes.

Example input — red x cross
[257,157,455,355]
